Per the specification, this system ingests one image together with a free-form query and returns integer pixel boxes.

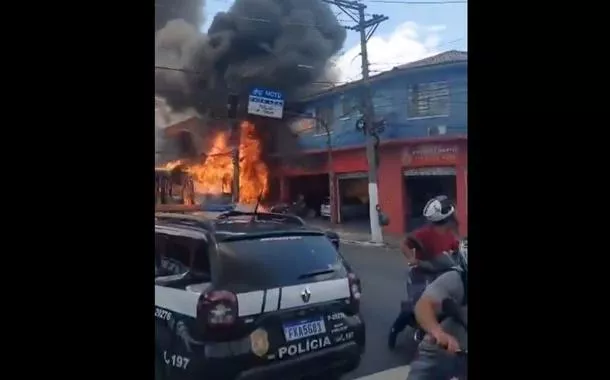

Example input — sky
[201,0,467,84]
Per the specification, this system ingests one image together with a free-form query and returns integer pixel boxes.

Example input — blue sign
[248,87,285,119]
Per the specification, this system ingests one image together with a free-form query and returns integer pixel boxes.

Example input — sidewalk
[307,218,403,248]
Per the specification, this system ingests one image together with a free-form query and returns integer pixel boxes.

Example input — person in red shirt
[388,195,460,350]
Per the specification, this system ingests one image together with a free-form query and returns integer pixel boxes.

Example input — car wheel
[402,326,421,363]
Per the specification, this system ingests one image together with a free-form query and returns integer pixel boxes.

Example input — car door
[155,231,213,378]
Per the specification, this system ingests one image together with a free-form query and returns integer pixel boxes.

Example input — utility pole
[228,94,241,203]
[323,0,388,243]
[326,124,337,225]
[319,118,337,224]
[231,120,240,202]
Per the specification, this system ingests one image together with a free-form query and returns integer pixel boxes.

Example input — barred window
[408,81,450,118]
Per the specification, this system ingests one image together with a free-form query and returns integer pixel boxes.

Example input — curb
[341,239,386,247]
[337,234,401,249]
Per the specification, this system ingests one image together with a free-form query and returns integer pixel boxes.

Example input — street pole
[326,0,387,243]
[358,7,381,243]
[228,94,241,203]
[283,110,338,223]
[231,120,241,203]
[319,119,337,224]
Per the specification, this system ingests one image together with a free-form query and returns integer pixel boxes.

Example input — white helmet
[423,195,455,223]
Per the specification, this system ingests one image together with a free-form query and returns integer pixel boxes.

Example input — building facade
[272,51,468,236]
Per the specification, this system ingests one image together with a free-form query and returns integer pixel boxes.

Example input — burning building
[161,119,269,204]
[154,0,346,204]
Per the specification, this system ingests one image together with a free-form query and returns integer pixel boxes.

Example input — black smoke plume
[155,0,346,115]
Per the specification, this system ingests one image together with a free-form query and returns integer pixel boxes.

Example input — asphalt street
[339,243,414,380]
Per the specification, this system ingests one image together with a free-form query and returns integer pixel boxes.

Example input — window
[341,95,361,118]
[217,235,347,292]
[408,81,450,118]
[155,233,211,277]
[341,96,353,116]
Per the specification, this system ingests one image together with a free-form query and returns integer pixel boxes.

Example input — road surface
[339,244,414,380]
[355,365,411,380]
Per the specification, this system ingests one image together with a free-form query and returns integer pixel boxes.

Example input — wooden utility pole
[323,0,387,243]
[228,94,241,203]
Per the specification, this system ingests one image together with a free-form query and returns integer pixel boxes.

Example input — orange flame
[162,121,269,204]
[162,161,183,170]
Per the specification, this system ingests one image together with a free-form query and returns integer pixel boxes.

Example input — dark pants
[391,269,435,333]
[407,341,467,380]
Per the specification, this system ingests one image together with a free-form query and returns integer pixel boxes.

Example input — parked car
[320,197,331,218]
[321,197,369,221]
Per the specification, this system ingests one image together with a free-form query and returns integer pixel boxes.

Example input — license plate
[283,318,327,342]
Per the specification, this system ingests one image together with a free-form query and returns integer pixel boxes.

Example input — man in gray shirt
[407,269,467,380]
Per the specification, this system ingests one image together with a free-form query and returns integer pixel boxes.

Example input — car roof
[155,211,325,242]
[213,219,323,241]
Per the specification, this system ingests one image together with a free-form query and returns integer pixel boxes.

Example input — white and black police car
[155,211,365,380]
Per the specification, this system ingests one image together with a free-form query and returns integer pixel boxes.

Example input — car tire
[402,326,420,364]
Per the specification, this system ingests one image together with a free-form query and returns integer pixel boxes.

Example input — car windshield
[216,235,347,292]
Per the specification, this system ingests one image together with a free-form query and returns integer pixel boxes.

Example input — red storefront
[276,135,467,237]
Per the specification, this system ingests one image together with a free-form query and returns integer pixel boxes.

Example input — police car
[155,211,365,380]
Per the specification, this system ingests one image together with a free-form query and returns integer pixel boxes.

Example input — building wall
[287,63,467,152]
[377,146,405,236]
[275,55,468,238]
[377,139,467,236]
[279,148,368,177]
[276,137,467,237]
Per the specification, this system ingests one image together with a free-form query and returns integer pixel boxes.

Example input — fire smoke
[155,0,346,115]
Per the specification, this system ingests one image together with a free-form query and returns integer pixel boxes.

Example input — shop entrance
[403,167,457,232]
[287,174,329,217]
[337,172,370,226]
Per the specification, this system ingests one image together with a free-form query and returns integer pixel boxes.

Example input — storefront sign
[402,144,458,167]
[403,167,456,176]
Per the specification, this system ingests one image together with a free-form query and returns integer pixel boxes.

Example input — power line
[155,65,353,86]
[363,0,466,4]
[155,64,467,100]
